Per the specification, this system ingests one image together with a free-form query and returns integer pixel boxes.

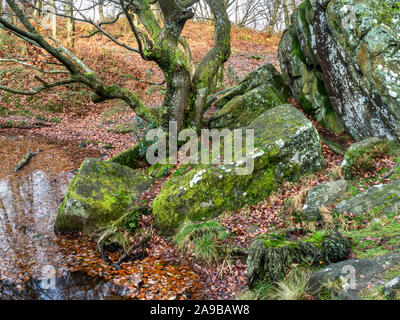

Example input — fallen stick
[13,149,40,172]
[113,232,150,268]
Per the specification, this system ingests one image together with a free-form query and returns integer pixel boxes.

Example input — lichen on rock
[209,64,291,129]
[55,158,153,234]
[153,104,326,234]
[279,0,400,140]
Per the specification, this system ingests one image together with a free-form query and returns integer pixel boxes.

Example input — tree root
[97,228,151,269]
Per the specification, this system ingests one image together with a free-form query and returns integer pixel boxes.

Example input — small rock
[384,276,400,297]
[302,179,348,220]
[308,253,400,300]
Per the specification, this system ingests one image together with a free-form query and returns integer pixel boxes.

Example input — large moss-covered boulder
[55,159,153,234]
[247,230,351,288]
[209,64,291,129]
[153,105,326,234]
[279,0,400,140]
[334,179,400,216]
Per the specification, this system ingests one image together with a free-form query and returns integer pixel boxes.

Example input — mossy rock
[153,105,326,234]
[341,137,391,179]
[210,64,291,129]
[213,64,287,109]
[55,159,153,234]
[108,136,156,169]
[148,158,176,178]
[302,179,349,221]
[247,230,351,288]
[279,0,400,140]
[109,144,143,169]
[334,179,400,217]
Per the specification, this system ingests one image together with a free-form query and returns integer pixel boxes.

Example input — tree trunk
[98,0,105,22]
[33,0,41,18]
[66,0,74,46]
[50,0,56,37]
[283,0,290,29]
[266,0,282,34]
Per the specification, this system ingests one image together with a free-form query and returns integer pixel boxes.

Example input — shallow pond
[0,132,203,300]
[0,133,127,299]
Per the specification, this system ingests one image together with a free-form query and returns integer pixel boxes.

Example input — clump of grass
[328,165,344,181]
[236,281,275,300]
[237,267,312,300]
[272,267,312,300]
[174,220,230,266]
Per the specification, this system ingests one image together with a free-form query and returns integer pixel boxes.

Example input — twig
[13,149,41,172]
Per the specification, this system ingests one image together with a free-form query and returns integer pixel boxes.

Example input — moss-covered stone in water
[153,105,326,234]
[55,158,153,234]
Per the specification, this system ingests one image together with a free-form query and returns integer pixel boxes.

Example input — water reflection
[0,169,73,283]
[0,134,125,300]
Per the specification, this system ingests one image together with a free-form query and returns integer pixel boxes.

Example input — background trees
[0,0,298,131]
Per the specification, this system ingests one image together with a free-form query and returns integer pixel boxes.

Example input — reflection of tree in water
[0,170,72,283]
[0,171,127,300]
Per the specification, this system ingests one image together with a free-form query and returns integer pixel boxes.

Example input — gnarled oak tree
[0,0,231,130]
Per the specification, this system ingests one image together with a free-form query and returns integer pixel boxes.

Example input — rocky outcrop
[153,104,326,234]
[247,230,351,288]
[334,179,400,216]
[302,179,349,220]
[279,0,400,140]
[55,159,152,234]
[209,64,291,129]
[308,253,400,299]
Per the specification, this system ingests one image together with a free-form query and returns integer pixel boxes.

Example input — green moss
[152,150,278,234]
[260,231,329,249]
[291,35,306,64]
[343,139,393,178]
[55,159,152,234]
[148,157,176,178]
[109,144,143,169]
[344,216,400,259]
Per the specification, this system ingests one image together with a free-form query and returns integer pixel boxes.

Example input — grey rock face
[153,105,326,234]
[279,0,400,140]
[308,253,400,299]
[384,276,400,297]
